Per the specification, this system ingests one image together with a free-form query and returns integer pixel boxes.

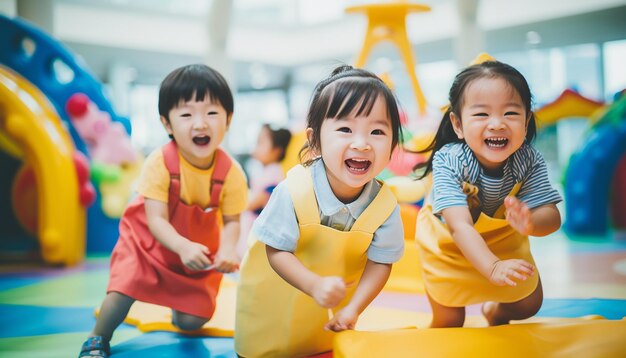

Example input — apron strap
[208,148,232,208]
[162,141,181,215]
[492,182,523,219]
[351,182,397,234]
[286,164,320,225]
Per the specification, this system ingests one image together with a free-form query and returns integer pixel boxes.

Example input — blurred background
[0,0,625,264]
[3,0,625,156]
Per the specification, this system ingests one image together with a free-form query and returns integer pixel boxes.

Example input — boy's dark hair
[299,64,403,166]
[262,124,292,162]
[414,60,537,179]
[158,64,234,123]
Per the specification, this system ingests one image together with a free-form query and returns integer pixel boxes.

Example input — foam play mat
[336,317,626,357]
[1,232,626,357]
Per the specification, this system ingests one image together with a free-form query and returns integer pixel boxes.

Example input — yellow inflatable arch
[0,66,85,265]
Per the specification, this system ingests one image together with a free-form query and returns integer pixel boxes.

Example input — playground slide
[0,66,85,265]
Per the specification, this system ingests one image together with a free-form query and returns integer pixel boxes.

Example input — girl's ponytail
[413,108,460,179]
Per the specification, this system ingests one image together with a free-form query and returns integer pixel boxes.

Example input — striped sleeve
[432,148,468,214]
[515,147,562,209]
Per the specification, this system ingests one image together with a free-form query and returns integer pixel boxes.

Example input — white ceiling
[3,0,625,89]
[44,0,626,66]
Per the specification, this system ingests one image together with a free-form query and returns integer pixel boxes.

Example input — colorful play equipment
[346,2,430,115]
[613,156,626,229]
[533,88,626,236]
[66,93,142,219]
[0,66,87,265]
[563,93,626,236]
[0,14,139,261]
[0,15,131,152]
[535,89,605,128]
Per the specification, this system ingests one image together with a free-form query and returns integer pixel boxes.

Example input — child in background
[235,65,405,357]
[78,64,247,358]
[414,61,562,328]
[237,124,291,257]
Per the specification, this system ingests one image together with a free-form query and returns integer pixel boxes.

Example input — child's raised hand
[324,305,358,332]
[178,241,212,271]
[312,276,346,308]
[489,258,535,286]
[211,247,240,273]
[505,196,533,235]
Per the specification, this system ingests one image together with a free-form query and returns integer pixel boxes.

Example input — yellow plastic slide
[0,66,85,265]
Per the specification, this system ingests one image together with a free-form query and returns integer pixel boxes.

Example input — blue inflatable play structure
[0,14,130,255]
[564,94,626,236]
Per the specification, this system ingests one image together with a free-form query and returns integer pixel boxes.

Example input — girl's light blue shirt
[252,159,405,264]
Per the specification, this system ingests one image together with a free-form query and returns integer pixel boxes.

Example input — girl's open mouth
[485,137,508,148]
[345,158,371,173]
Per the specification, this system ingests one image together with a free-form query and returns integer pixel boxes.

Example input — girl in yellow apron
[413,61,562,328]
[235,65,405,357]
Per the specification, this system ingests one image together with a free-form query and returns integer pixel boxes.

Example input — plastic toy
[0,14,131,156]
[1,15,142,255]
[0,66,85,265]
[66,93,136,166]
[11,164,38,235]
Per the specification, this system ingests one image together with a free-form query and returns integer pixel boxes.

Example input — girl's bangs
[324,79,382,119]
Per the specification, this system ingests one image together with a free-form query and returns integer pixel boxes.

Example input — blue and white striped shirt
[431,142,562,216]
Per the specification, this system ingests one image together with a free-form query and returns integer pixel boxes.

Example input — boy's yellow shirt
[136,148,247,216]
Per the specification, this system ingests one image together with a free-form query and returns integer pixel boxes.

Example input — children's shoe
[78,336,110,358]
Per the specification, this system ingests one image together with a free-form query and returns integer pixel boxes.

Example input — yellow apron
[415,182,538,307]
[235,164,397,357]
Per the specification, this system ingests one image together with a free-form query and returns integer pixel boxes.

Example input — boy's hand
[324,305,358,332]
[178,241,212,271]
[505,196,533,235]
[312,276,346,308]
[210,247,240,273]
[489,259,535,286]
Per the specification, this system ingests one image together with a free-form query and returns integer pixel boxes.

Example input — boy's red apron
[108,141,232,319]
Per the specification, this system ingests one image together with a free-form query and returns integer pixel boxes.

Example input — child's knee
[172,312,208,331]
[431,309,465,328]
[523,285,544,315]
[435,314,465,328]
[523,295,543,316]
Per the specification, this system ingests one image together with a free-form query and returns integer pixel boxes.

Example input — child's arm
[324,260,391,332]
[144,198,212,271]
[266,246,346,308]
[443,206,535,286]
[211,214,240,273]
[505,197,561,236]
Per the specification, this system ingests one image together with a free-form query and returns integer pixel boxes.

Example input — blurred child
[414,61,562,328]
[235,65,405,357]
[78,64,247,358]
[237,124,291,257]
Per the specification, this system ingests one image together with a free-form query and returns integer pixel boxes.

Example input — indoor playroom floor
[1,229,625,357]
